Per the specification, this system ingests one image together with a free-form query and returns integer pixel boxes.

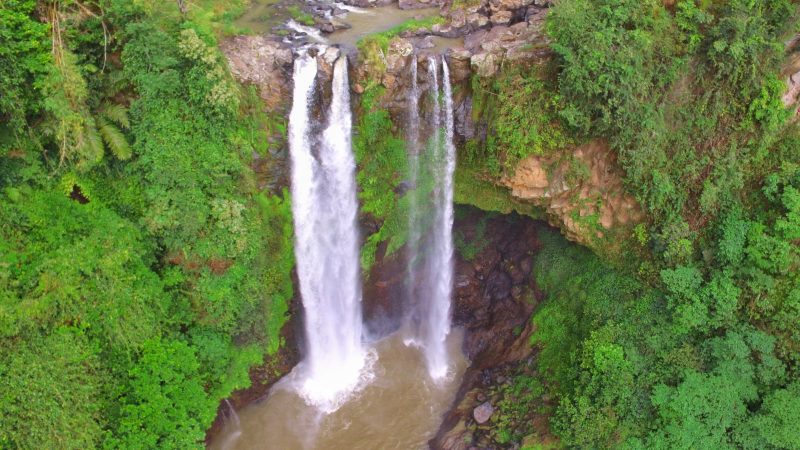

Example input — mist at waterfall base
[282,51,375,413]
[209,49,461,449]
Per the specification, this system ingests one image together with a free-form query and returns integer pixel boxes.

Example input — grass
[357,16,446,50]
[286,5,315,26]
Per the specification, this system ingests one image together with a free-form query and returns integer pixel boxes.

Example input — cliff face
[349,2,641,252]
[502,141,643,246]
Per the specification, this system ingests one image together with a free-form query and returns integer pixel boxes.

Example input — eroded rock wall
[502,141,643,245]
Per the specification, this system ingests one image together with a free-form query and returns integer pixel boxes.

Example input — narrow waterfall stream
[405,56,457,380]
[286,50,372,412]
[425,57,457,381]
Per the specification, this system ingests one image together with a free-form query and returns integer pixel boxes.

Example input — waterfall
[218,399,242,450]
[405,56,456,380]
[430,58,456,379]
[288,49,370,412]
[405,56,422,344]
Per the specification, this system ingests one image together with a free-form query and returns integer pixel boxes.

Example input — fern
[100,102,130,129]
[83,119,105,165]
[97,116,131,160]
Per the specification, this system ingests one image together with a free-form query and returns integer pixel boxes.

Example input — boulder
[470,52,499,78]
[382,37,414,75]
[399,0,445,9]
[466,12,490,29]
[473,402,494,424]
[489,10,513,25]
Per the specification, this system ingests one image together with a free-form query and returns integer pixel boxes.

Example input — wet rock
[315,19,336,33]
[436,420,471,450]
[484,270,512,301]
[446,48,473,83]
[316,46,341,81]
[417,36,436,49]
[473,402,494,424]
[398,0,446,8]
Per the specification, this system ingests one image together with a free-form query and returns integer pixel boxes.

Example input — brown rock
[490,10,513,25]
[220,36,293,110]
[470,52,499,78]
[466,12,490,29]
[502,141,644,246]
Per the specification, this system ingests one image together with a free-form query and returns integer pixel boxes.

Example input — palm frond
[100,102,130,129]
[83,120,105,165]
[97,117,132,160]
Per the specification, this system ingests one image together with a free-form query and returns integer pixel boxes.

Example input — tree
[106,339,211,450]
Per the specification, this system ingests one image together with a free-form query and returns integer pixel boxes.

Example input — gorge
[2,1,799,449]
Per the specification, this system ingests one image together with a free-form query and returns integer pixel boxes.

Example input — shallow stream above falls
[234,0,462,51]
[208,331,467,450]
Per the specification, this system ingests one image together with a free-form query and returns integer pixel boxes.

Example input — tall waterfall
[288,50,370,412]
[405,57,422,344]
[405,56,456,380]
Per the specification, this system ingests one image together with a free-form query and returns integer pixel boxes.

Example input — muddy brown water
[327,5,437,47]
[234,0,287,35]
[327,5,464,52]
[209,330,467,450]
[235,1,463,52]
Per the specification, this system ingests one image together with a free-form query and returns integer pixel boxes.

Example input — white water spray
[288,50,371,413]
[405,56,456,380]
[333,2,372,14]
[404,56,422,350]
[287,20,328,43]
[428,58,456,380]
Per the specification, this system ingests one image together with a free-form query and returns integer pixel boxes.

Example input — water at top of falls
[287,20,328,43]
[288,50,372,413]
[332,2,371,14]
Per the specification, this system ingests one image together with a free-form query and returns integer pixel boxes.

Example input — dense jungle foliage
[0,0,293,448]
[513,0,800,448]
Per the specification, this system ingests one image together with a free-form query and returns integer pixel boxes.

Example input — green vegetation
[2,0,800,447]
[352,84,410,271]
[357,16,445,53]
[0,1,293,448]
[286,5,314,26]
[454,161,544,218]
[454,212,491,261]
[473,0,800,447]
[469,64,573,174]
